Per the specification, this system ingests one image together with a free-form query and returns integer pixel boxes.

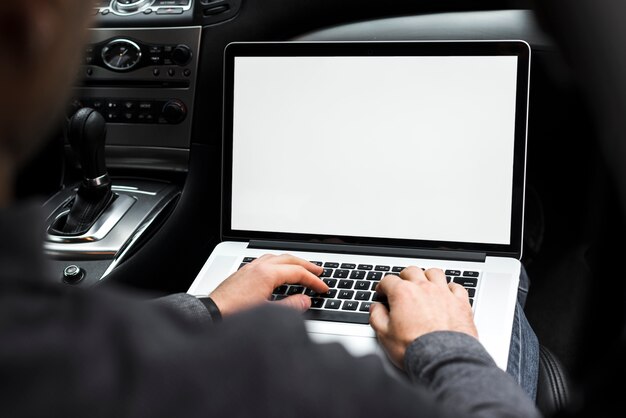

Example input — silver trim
[112,0,155,15]
[47,194,136,243]
[43,179,180,260]
[101,38,143,71]
[84,173,111,188]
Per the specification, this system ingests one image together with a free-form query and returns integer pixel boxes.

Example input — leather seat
[536,345,570,415]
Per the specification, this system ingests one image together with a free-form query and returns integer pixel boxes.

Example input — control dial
[101,39,142,71]
[161,100,187,124]
[171,45,193,66]
[112,0,154,14]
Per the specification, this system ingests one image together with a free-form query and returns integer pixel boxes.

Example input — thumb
[275,294,311,312]
[369,302,390,336]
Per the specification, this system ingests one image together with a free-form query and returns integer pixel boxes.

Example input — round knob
[161,100,187,124]
[63,265,85,285]
[171,45,192,66]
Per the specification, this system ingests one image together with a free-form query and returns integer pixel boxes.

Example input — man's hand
[369,266,478,369]
[209,254,328,316]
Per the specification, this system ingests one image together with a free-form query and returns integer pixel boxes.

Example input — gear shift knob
[68,108,109,184]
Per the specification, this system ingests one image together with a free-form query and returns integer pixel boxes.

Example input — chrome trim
[101,38,143,71]
[43,179,180,260]
[101,190,180,279]
[47,194,136,243]
[84,173,111,188]
[112,0,155,15]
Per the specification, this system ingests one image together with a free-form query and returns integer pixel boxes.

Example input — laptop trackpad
[307,331,383,358]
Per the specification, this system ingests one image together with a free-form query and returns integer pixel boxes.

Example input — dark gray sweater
[0,204,540,417]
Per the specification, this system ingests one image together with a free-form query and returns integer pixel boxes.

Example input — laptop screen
[223,42,530,256]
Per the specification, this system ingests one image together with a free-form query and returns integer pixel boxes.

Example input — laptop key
[337,279,354,289]
[324,262,339,268]
[454,277,478,287]
[320,268,333,278]
[325,299,341,309]
[446,276,452,283]
[320,289,337,298]
[359,302,373,312]
[392,266,406,273]
[238,263,247,270]
[375,265,390,272]
[355,291,371,301]
[372,292,387,303]
[303,309,369,324]
[310,298,325,309]
[469,298,474,307]
[467,288,476,298]
[367,271,383,281]
[322,278,337,288]
[357,264,373,270]
[338,290,354,299]
[342,301,359,311]
[273,285,288,295]
[287,286,304,295]
[463,271,479,277]
[309,261,323,266]
[445,269,461,276]
[354,281,370,290]
[304,288,318,297]
[274,295,287,301]
[242,257,256,263]
[333,269,349,278]
[350,270,366,280]
[340,263,356,269]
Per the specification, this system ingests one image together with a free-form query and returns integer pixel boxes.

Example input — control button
[161,99,187,124]
[183,69,191,77]
[143,8,153,14]
[203,5,229,16]
[92,101,103,110]
[86,68,93,76]
[138,102,153,110]
[167,68,175,77]
[124,101,134,109]
[156,7,183,14]
[124,112,134,121]
[163,45,173,53]
[107,112,119,121]
[85,56,94,65]
[149,56,162,65]
[63,265,84,285]
[106,101,118,109]
[101,9,110,15]
[149,46,163,54]
[171,44,192,66]
[153,68,161,76]
[155,0,189,5]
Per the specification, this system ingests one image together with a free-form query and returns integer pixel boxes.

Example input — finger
[399,266,427,283]
[269,254,324,275]
[274,294,311,311]
[274,265,329,293]
[449,282,469,300]
[375,274,404,297]
[424,268,447,286]
[369,302,390,335]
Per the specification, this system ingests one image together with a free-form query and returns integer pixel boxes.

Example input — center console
[42,0,221,285]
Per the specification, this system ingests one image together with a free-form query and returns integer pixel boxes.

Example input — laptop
[188,41,530,370]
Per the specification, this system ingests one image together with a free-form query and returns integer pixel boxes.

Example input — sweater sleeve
[405,331,541,418]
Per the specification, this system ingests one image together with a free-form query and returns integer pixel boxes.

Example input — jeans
[506,267,539,400]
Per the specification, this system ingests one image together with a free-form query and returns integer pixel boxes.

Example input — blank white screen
[231,55,518,245]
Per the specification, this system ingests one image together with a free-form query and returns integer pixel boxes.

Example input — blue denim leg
[506,267,539,400]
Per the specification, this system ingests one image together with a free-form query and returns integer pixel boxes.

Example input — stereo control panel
[71,26,201,171]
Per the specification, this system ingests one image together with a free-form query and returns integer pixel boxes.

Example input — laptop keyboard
[239,258,480,325]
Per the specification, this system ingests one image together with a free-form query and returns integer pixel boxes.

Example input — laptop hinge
[248,240,486,263]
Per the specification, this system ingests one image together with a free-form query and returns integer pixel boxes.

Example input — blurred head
[0,0,93,174]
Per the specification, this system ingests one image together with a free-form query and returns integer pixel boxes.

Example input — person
[0,1,540,417]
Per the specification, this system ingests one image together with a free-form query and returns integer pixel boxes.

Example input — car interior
[17,0,626,415]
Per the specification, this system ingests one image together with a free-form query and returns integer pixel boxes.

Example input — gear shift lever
[69,108,110,186]
[50,108,115,235]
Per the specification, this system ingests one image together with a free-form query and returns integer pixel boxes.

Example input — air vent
[199,0,241,24]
